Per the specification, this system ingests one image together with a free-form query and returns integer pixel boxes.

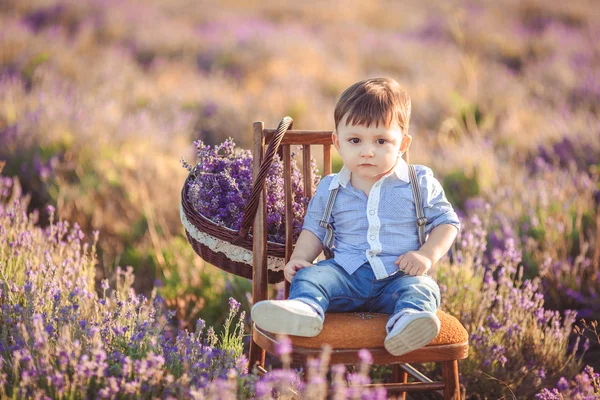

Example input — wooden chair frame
[248,121,468,399]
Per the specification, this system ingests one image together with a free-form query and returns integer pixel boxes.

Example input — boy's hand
[284,259,313,282]
[395,251,433,276]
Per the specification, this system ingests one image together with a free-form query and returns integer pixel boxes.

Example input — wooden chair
[248,120,469,399]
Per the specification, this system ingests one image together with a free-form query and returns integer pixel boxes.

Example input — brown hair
[334,77,411,135]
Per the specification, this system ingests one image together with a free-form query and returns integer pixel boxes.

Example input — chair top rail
[263,128,333,145]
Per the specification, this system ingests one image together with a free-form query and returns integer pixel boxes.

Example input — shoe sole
[384,316,439,356]
[251,302,323,337]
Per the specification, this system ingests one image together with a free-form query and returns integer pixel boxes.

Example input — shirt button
[370,235,376,240]
[369,210,375,215]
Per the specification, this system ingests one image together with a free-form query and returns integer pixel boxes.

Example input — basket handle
[234,116,293,243]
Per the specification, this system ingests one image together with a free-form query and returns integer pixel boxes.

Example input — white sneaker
[384,311,440,356]
[251,299,323,337]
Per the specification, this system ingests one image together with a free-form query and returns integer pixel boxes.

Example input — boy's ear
[400,134,412,153]
[332,130,340,151]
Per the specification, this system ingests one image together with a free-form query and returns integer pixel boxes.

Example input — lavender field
[1,0,599,398]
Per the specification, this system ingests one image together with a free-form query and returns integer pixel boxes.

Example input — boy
[251,77,460,356]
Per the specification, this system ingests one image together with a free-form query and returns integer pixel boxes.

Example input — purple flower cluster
[438,211,589,398]
[532,136,600,176]
[458,143,600,327]
[536,366,600,399]
[183,138,320,244]
[540,256,600,319]
[0,172,246,397]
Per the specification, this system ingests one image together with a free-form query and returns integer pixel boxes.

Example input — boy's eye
[376,139,387,145]
[349,138,360,144]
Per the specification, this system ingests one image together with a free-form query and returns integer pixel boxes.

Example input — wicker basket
[180,117,294,284]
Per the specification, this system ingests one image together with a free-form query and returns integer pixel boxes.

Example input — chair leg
[248,338,265,373]
[441,360,460,400]
[392,364,408,400]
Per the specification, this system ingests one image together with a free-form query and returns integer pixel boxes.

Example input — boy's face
[332,114,411,185]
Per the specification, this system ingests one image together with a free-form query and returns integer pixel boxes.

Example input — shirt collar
[328,157,410,190]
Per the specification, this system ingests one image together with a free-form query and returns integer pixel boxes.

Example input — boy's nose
[361,147,375,157]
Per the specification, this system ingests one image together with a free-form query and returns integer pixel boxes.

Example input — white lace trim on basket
[180,203,285,272]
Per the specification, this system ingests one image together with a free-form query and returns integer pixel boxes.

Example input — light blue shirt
[302,158,461,280]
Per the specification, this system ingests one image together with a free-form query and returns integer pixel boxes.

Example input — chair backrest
[251,121,410,305]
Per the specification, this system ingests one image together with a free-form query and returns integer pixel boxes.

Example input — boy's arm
[289,229,323,262]
[294,174,335,262]
[395,224,458,276]
[418,224,458,266]
[284,230,323,282]
[285,174,334,281]
[397,166,460,275]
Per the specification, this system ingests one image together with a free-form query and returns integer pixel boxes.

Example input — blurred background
[1,0,598,359]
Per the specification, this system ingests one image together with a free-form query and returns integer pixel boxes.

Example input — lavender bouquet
[182,138,320,244]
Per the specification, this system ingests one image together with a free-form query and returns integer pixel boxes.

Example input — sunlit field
[1,0,599,398]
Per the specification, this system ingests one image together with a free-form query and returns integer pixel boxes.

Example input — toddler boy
[251,77,460,356]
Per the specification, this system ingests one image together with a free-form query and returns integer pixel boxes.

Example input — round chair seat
[287,309,467,349]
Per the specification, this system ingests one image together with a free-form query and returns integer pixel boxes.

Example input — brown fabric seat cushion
[289,309,468,349]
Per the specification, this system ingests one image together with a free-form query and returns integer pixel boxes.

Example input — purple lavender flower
[228,297,240,314]
[556,377,569,391]
[275,336,292,357]
[358,348,373,365]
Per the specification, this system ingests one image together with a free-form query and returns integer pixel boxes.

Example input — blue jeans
[289,259,441,333]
